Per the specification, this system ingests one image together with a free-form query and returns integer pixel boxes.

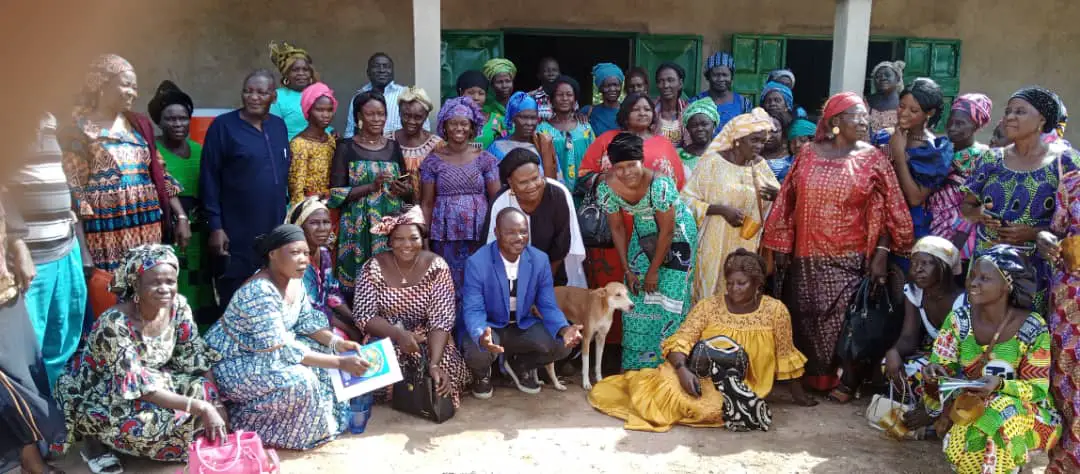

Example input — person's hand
[373,171,393,188]
[430,365,453,397]
[1037,231,1063,263]
[10,240,35,292]
[883,348,905,385]
[575,112,588,124]
[339,353,372,377]
[870,248,889,285]
[996,224,1039,245]
[338,340,362,353]
[972,202,1002,228]
[889,127,909,162]
[559,324,584,348]
[711,204,744,227]
[175,219,192,250]
[643,268,659,293]
[676,366,701,398]
[395,328,422,355]
[195,400,227,442]
[208,230,230,257]
[388,178,411,197]
[966,375,1002,398]
[625,271,642,296]
[921,363,952,385]
[479,327,504,354]
[758,182,780,201]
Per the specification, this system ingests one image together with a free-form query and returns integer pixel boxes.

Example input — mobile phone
[395,172,412,183]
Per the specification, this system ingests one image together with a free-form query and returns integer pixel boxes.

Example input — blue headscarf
[705,52,735,72]
[592,63,624,88]
[760,81,795,111]
[504,91,538,129]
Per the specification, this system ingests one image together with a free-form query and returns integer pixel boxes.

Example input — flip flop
[827,384,854,404]
[81,450,123,474]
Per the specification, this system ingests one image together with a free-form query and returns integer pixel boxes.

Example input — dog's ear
[592,288,608,298]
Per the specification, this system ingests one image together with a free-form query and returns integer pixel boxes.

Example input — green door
[901,39,961,132]
[441,30,504,104]
[731,34,786,106]
[633,34,703,99]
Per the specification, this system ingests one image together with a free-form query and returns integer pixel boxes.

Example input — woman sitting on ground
[588,249,814,433]
[205,224,369,450]
[55,245,225,473]
[288,197,360,341]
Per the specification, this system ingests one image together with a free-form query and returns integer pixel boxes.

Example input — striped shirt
[12,113,76,263]
[343,81,431,138]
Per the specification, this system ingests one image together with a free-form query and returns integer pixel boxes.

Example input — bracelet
[875,246,890,253]
[329,335,343,353]
[176,215,189,221]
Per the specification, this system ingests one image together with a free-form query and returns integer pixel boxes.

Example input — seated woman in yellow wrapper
[588,249,814,433]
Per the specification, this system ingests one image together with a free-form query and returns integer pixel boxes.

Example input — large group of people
[1,39,1078,474]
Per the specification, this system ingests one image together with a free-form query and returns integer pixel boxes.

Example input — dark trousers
[463,323,571,377]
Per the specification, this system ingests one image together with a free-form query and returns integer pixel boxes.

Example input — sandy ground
[49,375,1051,474]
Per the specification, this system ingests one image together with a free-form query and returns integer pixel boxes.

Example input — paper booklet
[328,337,403,402]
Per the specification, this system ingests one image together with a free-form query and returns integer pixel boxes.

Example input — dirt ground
[50,375,1052,474]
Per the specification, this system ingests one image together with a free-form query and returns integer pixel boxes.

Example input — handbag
[634,179,692,272]
[836,277,897,363]
[391,351,455,424]
[866,377,914,440]
[186,431,280,474]
[575,173,613,248]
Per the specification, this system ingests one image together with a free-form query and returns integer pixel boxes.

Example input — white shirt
[344,81,432,138]
[502,253,520,312]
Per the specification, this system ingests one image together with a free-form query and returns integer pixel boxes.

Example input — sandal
[827,384,854,404]
[81,450,123,474]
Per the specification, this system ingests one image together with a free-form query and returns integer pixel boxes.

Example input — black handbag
[575,173,613,248]
[836,277,898,363]
[636,231,693,272]
[391,352,455,424]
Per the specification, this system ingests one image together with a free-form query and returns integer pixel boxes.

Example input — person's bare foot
[901,406,934,430]
[20,443,66,474]
[789,382,819,407]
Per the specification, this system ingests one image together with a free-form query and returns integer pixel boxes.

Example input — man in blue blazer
[462,208,583,399]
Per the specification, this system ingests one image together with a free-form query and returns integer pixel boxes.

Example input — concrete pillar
[829,0,873,95]
[412,0,441,108]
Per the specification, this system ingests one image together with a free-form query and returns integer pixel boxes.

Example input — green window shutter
[903,38,961,132]
[633,34,703,99]
[440,30,504,104]
[731,34,786,106]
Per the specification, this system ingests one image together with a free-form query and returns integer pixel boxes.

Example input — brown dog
[550,282,635,390]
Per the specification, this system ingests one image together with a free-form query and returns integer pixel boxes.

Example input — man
[462,208,582,398]
[691,52,752,132]
[528,57,565,121]
[344,52,429,137]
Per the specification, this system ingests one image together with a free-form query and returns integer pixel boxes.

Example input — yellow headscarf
[482,58,517,81]
[268,40,320,85]
[706,107,774,153]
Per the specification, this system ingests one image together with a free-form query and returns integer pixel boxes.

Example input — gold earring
[831,126,840,135]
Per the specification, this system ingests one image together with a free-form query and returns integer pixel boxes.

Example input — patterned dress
[303,247,349,339]
[329,140,406,290]
[869,108,898,135]
[204,278,346,450]
[1048,170,1080,472]
[924,306,1061,474]
[421,151,499,302]
[60,116,181,271]
[388,132,443,198]
[53,298,220,461]
[929,143,991,260]
[762,144,914,391]
[654,98,688,146]
[289,135,337,204]
[678,148,704,180]
[537,121,594,192]
[598,176,698,370]
[962,146,1080,315]
[352,256,470,407]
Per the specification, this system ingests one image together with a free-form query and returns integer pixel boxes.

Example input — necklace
[358,135,382,145]
[391,255,420,285]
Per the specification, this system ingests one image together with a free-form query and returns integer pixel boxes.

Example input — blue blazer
[462,241,569,346]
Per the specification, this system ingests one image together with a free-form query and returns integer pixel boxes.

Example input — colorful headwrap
[592,63,625,88]
[482,58,517,81]
[760,81,795,112]
[254,224,306,263]
[973,244,1036,309]
[80,54,134,109]
[767,69,796,88]
[286,196,329,226]
[815,92,866,142]
[110,244,179,300]
[787,118,816,140]
[398,86,434,112]
[504,91,538,129]
[268,41,319,85]
[683,97,721,128]
[870,61,905,92]
[705,52,735,72]
[706,107,774,153]
[456,70,489,93]
[951,93,993,130]
[370,205,425,236]
[1011,86,1061,134]
[147,80,193,124]
[299,82,337,120]
[436,96,485,139]
[912,236,962,276]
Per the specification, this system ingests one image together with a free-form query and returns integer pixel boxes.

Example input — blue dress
[690,92,753,133]
[581,104,619,136]
[767,155,794,184]
[871,130,953,239]
[205,278,347,450]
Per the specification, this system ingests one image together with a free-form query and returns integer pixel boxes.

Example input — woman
[922,245,1061,474]
[761,117,787,161]
[422,97,501,302]
[598,132,698,370]
[268,40,331,140]
[867,60,905,134]
[388,86,442,198]
[205,224,369,450]
[482,58,516,118]
[882,236,965,432]
[486,149,586,287]
[654,62,689,145]
[455,71,502,150]
[289,197,359,342]
[767,69,796,90]
[59,54,188,272]
[961,86,1080,315]
[767,118,815,184]
[329,92,411,293]
[537,75,595,191]
[588,250,813,433]
[147,80,212,321]
[682,108,779,302]
[929,93,993,261]
[759,80,806,129]
[488,92,559,178]
[763,91,914,399]
[677,98,719,177]
[288,82,338,204]
[625,67,650,96]
[55,245,225,472]
[581,63,624,136]
[692,52,753,133]
[353,207,471,408]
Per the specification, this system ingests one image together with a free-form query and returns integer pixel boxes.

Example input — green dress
[537,121,595,192]
[677,148,703,179]
[598,176,698,370]
[474,112,505,151]
[157,139,213,317]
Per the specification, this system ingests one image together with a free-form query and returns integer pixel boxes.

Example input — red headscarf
[814,92,866,142]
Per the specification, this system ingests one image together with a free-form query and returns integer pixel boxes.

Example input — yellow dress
[588,295,806,432]
[288,135,337,204]
[681,154,779,302]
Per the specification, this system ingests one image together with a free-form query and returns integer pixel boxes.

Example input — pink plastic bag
[184,431,280,474]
